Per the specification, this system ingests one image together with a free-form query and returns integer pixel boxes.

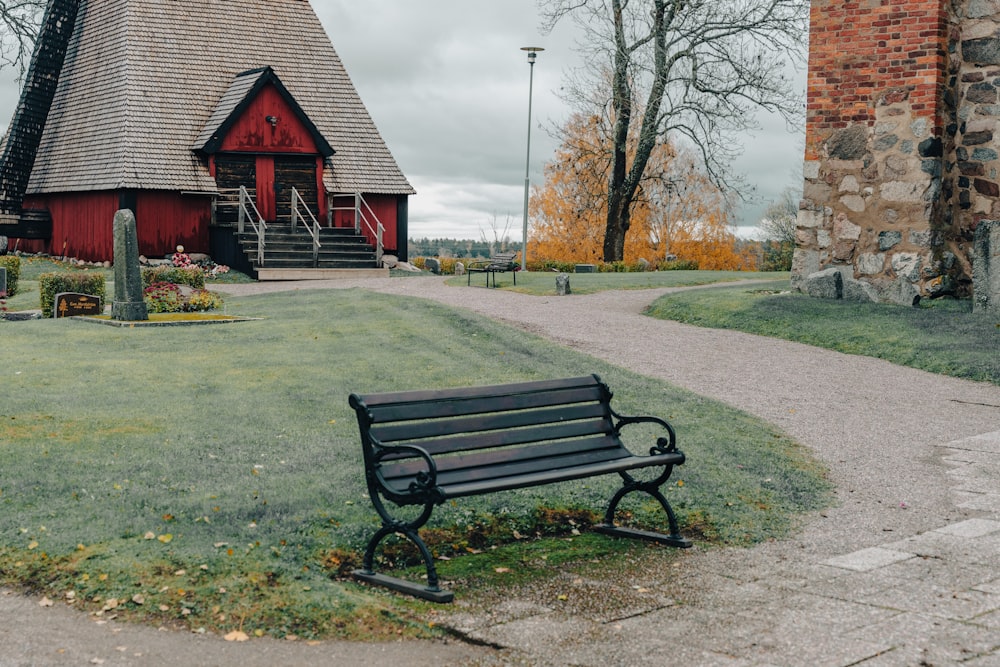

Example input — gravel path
[3,275,999,666]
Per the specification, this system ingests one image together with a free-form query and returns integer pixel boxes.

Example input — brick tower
[795,0,999,305]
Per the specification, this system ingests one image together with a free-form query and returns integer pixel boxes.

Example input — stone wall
[794,0,1000,306]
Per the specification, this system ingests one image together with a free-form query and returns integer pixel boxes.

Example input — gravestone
[973,220,1000,313]
[556,273,571,296]
[111,209,148,321]
[0,267,6,296]
[575,264,596,273]
[424,257,440,275]
[54,292,102,317]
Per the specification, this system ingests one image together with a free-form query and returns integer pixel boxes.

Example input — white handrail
[291,188,322,264]
[329,192,384,265]
[238,186,267,266]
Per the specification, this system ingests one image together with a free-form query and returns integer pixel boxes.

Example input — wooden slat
[367,385,605,423]
[438,451,684,499]
[380,435,623,482]
[353,375,601,408]
[371,402,609,444]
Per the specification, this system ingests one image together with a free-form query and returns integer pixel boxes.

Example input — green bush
[658,258,699,271]
[0,255,21,296]
[38,272,107,318]
[141,265,205,289]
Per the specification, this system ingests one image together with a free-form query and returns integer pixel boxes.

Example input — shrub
[141,266,205,289]
[657,258,700,271]
[38,272,107,318]
[0,255,21,296]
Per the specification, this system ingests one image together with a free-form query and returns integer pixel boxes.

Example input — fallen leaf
[131,594,144,605]
[157,534,173,544]
[143,532,155,540]
[224,630,249,642]
[38,597,54,607]
[90,659,105,665]
[494,567,511,574]
[27,541,38,550]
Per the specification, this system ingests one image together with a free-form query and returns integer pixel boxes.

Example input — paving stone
[932,518,1000,538]
[857,583,1000,621]
[822,547,916,571]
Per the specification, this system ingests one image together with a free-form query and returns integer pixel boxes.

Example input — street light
[520,46,544,271]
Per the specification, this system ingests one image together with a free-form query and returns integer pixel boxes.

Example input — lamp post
[520,46,543,271]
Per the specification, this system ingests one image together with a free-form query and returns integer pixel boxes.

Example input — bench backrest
[350,374,618,477]
[489,251,517,265]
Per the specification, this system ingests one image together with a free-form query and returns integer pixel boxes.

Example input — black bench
[348,374,691,602]
[466,251,518,288]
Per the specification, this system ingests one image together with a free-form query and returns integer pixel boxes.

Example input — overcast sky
[0,0,806,241]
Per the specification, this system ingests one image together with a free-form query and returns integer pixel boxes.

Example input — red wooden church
[0,0,414,277]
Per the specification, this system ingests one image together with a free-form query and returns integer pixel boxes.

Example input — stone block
[879,231,902,251]
[803,160,821,180]
[111,209,148,322]
[840,194,866,212]
[575,264,596,273]
[880,180,926,203]
[842,277,880,303]
[54,292,102,318]
[803,268,843,300]
[972,219,1000,313]
[796,208,824,229]
[858,253,885,275]
[790,248,821,290]
[839,175,860,192]
[424,257,440,274]
[0,267,5,296]
[453,261,465,276]
[817,230,831,248]
[834,214,862,240]
[891,252,922,281]
[882,276,922,307]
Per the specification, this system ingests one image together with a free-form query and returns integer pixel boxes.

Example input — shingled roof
[24,0,414,196]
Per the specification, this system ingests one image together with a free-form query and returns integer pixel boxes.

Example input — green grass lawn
[646,282,1000,385]
[450,269,788,294]
[0,287,829,638]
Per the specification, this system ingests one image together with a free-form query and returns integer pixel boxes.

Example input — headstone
[575,264,596,273]
[454,261,465,276]
[424,257,440,274]
[556,273,571,295]
[0,235,7,254]
[54,292,102,318]
[111,209,149,321]
[0,267,6,296]
[973,220,1000,313]
[381,254,399,269]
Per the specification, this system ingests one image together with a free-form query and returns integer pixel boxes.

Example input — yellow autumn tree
[529,111,753,270]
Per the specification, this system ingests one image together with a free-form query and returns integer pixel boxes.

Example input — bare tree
[759,186,798,244]
[0,0,44,79]
[540,0,807,262]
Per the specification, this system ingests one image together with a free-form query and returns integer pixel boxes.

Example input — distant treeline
[407,238,522,259]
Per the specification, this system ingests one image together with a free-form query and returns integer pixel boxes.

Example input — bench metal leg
[352,501,455,603]
[595,472,693,548]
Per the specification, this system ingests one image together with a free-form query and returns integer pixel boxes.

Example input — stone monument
[111,209,148,321]
[973,220,999,313]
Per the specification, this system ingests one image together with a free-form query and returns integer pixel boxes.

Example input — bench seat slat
[376,417,612,460]
[380,435,624,483]
[434,451,683,500]
[367,385,605,423]
[371,403,609,443]
[354,375,602,408]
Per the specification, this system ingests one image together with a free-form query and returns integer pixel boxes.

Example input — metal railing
[237,186,267,266]
[331,192,383,265]
[290,187,322,265]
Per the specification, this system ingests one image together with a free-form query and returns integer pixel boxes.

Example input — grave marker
[0,267,6,296]
[54,292,102,318]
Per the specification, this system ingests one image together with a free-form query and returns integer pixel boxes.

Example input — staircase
[216,187,388,281]
[234,224,386,280]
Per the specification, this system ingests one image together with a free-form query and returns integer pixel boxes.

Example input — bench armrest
[373,443,440,497]
[612,413,678,456]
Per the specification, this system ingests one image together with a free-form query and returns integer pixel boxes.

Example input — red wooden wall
[21,191,211,261]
